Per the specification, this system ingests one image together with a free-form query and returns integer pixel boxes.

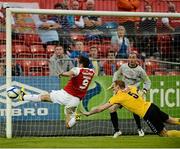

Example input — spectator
[49,45,74,76]
[140,4,157,34]
[129,38,139,54]
[36,14,60,48]
[116,0,140,37]
[138,4,158,58]
[161,2,179,33]
[103,49,117,75]
[2,59,23,76]
[83,0,102,29]
[0,3,15,26]
[89,45,101,75]
[70,0,84,28]
[51,2,74,50]
[52,3,72,30]
[111,25,130,58]
[69,41,89,66]
[160,2,179,62]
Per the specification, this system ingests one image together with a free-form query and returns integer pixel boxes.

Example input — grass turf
[0,136,180,148]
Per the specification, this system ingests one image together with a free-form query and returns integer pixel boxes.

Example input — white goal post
[4,8,180,138]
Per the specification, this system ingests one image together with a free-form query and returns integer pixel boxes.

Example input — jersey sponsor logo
[0,77,60,121]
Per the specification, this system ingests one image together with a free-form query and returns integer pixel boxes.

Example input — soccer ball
[6,87,20,99]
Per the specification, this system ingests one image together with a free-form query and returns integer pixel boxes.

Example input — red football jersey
[64,67,95,100]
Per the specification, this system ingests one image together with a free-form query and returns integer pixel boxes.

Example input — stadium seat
[116,60,128,68]
[33,53,48,58]
[30,45,46,53]
[46,45,55,57]
[31,60,49,68]
[16,60,32,76]
[13,44,30,54]
[168,71,180,76]
[23,34,41,45]
[154,71,167,76]
[157,34,172,59]
[71,33,85,41]
[18,53,32,58]
[28,66,44,76]
[43,66,50,76]
[0,44,6,57]
[98,45,109,58]
[145,60,160,75]
[0,32,5,41]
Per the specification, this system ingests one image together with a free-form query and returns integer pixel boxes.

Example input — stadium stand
[1,0,180,76]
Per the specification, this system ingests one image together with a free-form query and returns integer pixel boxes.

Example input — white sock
[23,94,41,102]
[68,117,76,128]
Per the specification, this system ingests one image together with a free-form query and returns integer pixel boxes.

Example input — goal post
[3,7,180,138]
[6,8,13,139]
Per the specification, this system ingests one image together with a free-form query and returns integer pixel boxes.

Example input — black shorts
[143,103,169,135]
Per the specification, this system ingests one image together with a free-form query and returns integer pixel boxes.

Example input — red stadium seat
[46,45,55,56]
[0,44,6,57]
[18,53,32,58]
[43,66,50,76]
[0,32,5,41]
[13,45,30,54]
[71,33,85,41]
[145,60,160,75]
[23,34,41,45]
[168,71,180,76]
[116,60,128,68]
[33,53,48,58]
[30,45,45,53]
[16,60,32,76]
[154,71,167,76]
[28,66,44,76]
[31,60,49,68]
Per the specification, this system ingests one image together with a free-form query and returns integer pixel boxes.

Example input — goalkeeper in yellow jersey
[82,80,180,137]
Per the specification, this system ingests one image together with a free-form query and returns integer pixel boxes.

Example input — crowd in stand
[0,0,180,76]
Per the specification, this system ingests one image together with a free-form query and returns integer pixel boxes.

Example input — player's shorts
[143,103,169,135]
[50,89,80,108]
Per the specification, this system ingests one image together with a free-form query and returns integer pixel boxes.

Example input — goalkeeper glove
[138,88,147,97]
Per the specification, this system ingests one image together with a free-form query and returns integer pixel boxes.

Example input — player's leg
[144,103,180,137]
[165,116,180,125]
[18,87,51,102]
[133,113,144,137]
[65,106,77,128]
[159,128,180,137]
[161,116,180,137]
[62,92,80,129]
[109,104,122,138]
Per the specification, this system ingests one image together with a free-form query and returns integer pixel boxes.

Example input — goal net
[0,6,180,138]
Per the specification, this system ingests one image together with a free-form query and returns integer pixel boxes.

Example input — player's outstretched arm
[82,102,112,116]
[59,70,74,77]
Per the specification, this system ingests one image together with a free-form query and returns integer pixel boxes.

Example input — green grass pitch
[0,136,180,148]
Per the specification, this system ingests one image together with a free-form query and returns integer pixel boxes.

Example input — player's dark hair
[114,80,125,89]
[78,56,90,68]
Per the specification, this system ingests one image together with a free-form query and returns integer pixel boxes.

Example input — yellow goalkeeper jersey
[109,86,151,118]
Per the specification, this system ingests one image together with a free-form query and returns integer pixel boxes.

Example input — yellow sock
[174,118,180,125]
[167,130,180,137]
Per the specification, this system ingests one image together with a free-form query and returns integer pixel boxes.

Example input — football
[6,86,20,99]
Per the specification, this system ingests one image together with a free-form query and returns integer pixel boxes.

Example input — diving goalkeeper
[82,80,180,137]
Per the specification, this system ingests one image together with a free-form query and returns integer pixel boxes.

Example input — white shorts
[50,89,80,108]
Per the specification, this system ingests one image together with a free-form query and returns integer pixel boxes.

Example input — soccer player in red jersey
[19,56,95,128]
